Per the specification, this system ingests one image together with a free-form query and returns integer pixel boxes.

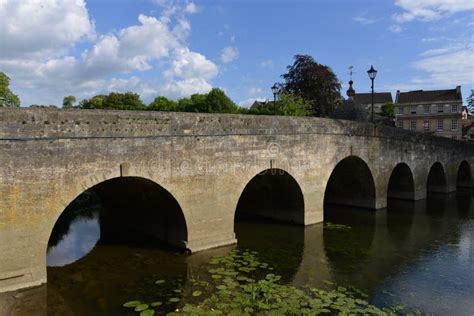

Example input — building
[395,86,463,139]
[462,106,472,127]
[346,80,393,114]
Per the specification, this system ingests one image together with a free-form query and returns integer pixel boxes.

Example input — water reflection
[13,189,471,315]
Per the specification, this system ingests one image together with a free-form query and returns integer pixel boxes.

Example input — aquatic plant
[123,250,415,315]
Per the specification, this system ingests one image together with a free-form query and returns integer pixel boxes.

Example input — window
[423,120,430,131]
[437,104,444,113]
[397,107,403,115]
[451,119,458,130]
[410,120,416,131]
[424,105,430,114]
[437,119,444,131]
[411,105,417,114]
[451,104,457,113]
[397,120,403,128]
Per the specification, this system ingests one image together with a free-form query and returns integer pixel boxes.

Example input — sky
[0,0,473,107]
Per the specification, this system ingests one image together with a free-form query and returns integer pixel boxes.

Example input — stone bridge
[0,107,472,294]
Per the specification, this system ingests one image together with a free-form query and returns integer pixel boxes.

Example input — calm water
[40,190,473,315]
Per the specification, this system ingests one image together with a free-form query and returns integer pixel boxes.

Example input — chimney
[456,85,461,95]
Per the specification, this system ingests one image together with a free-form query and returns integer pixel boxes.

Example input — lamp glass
[367,65,377,80]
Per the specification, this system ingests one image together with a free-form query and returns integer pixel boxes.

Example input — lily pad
[134,304,149,312]
[155,280,166,285]
[169,297,180,303]
[192,290,202,297]
[140,309,155,316]
[123,300,141,308]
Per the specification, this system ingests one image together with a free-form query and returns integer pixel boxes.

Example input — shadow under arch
[324,155,376,210]
[47,176,188,265]
[235,168,305,224]
[456,160,472,188]
[387,163,415,200]
[427,162,447,194]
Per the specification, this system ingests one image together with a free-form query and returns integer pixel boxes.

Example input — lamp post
[367,65,377,123]
[271,83,279,114]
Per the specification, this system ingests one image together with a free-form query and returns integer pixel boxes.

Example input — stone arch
[427,162,447,194]
[456,160,472,188]
[235,168,305,224]
[324,155,376,210]
[387,163,415,200]
[46,176,188,261]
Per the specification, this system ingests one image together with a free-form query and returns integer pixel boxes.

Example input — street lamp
[271,83,279,113]
[367,65,377,123]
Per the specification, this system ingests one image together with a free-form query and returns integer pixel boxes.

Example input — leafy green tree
[281,55,342,117]
[381,102,395,118]
[62,95,76,108]
[79,92,145,110]
[79,95,106,109]
[274,93,310,116]
[0,71,20,107]
[204,88,238,113]
[148,96,179,111]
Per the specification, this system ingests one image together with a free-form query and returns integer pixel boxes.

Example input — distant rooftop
[353,93,393,105]
[396,86,462,104]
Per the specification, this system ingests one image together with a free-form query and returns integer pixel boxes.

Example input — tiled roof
[396,87,462,104]
[353,92,393,105]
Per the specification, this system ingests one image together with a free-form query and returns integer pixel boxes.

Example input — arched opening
[427,162,447,194]
[47,176,187,267]
[234,168,305,282]
[456,160,472,188]
[324,156,376,210]
[387,163,415,200]
[235,168,305,224]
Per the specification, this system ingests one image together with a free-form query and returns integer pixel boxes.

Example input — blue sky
[0,0,473,107]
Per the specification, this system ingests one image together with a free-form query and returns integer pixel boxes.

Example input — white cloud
[412,43,474,87]
[184,2,198,14]
[257,59,274,69]
[220,46,239,63]
[393,0,474,23]
[353,15,378,25]
[388,24,403,33]
[0,0,218,105]
[0,0,95,59]
[248,87,263,95]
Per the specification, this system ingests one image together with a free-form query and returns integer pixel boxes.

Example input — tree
[274,93,310,116]
[204,88,238,113]
[62,95,76,108]
[0,71,20,107]
[281,55,342,117]
[381,102,395,118]
[467,90,474,114]
[79,92,145,110]
[148,96,179,111]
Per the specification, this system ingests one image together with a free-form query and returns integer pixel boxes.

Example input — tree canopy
[79,92,145,110]
[280,55,342,117]
[63,95,76,108]
[0,71,20,107]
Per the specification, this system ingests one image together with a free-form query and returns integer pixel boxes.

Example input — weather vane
[348,65,354,81]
